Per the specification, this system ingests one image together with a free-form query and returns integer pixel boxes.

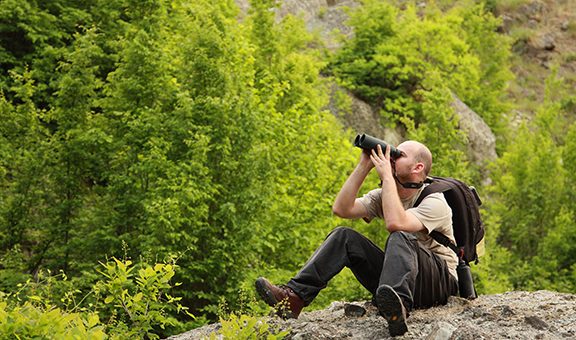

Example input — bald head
[397,141,433,178]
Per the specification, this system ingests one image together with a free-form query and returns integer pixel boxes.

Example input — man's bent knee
[328,226,354,237]
[386,231,417,246]
[326,226,365,243]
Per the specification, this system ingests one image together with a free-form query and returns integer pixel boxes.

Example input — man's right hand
[359,149,375,169]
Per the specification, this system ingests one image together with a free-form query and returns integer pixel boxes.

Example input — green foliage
[484,0,531,14]
[457,3,513,136]
[0,300,106,339]
[471,208,514,294]
[0,0,356,330]
[330,0,511,166]
[1,0,575,337]
[0,247,29,293]
[486,70,576,292]
[207,314,288,340]
[94,257,189,339]
[0,257,187,339]
[407,84,472,181]
[306,268,370,311]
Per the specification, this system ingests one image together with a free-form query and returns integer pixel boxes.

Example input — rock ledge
[170,290,576,339]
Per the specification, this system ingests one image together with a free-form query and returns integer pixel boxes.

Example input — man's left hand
[370,144,394,183]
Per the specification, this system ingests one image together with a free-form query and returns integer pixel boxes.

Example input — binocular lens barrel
[354,134,403,159]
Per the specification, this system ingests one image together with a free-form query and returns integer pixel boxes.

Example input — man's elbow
[386,219,423,233]
[386,222,404,233]
[386,223,402,233]
[332,205,347,218]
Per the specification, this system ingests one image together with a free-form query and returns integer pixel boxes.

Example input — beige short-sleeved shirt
[358,186,458,279]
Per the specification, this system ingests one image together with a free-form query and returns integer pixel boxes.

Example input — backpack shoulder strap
[413,177,452,206]
[413,177,460,256]
[429,230,459,255]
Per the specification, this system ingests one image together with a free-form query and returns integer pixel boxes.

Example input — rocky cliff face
[169,290,576,339]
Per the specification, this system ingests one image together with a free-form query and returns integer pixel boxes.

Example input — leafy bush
[94,258,190,339]
[0,257,189,339]
[0,300,106,339]
[207,314,288,340]
[486,70,576,292]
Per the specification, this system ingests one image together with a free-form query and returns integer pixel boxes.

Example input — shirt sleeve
[406,192,452,234]
[357,188,383,223]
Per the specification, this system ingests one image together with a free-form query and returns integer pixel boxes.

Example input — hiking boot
[255,277,304,319]
[375,285,408,337]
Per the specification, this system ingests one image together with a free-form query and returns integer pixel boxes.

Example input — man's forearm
[380,174,407,230]
[332,163,371,216]
[380,173,423,233]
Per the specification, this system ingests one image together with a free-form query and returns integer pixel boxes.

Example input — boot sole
[375,285,408,337]
[254,278,296,319]
[255,277,279,307]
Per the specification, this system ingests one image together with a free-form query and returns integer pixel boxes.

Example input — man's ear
[413,162,425,174]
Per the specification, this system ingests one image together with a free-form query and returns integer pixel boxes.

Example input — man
[255,141,458,336]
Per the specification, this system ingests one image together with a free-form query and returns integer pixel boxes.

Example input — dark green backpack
[414,176,485,265]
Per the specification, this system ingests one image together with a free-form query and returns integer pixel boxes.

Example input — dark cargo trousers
[286,227,458,311]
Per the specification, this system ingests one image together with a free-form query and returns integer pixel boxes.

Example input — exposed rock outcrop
[451,94,497,182]
[327,84,402,146]
[169,290,576,339]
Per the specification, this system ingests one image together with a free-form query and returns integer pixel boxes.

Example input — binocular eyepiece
[353,134,403,159]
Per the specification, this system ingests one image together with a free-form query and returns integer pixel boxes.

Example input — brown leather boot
[255,277,304,319]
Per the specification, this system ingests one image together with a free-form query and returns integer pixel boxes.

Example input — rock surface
[327,84,402,146]
[451,94,497,184]
[169,290,576,339]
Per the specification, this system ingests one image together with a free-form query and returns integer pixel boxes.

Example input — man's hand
[370,144,393,182]
[359,149,374,169]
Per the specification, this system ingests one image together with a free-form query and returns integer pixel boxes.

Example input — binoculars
[353,134,403,159]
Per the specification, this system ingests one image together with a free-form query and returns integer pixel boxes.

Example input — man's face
[394,143,417,179]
